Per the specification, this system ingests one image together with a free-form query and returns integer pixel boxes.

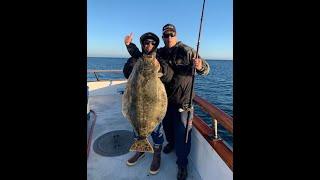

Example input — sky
[87,0,233,60]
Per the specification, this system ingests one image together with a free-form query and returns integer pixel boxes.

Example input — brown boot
[126,152,145,166]
[149,145,162,175]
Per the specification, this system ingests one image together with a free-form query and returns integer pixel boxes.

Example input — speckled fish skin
[122,54,167,153]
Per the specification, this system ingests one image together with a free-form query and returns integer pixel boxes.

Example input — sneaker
[163,143,174,154]
[149,145,162,175]
[126,152,145,166]
[177,166,188,180]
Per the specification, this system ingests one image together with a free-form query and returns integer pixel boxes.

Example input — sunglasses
[143,39,156,45]
[163,33,176,38]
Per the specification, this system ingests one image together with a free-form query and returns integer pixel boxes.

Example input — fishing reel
[178,103,194,112]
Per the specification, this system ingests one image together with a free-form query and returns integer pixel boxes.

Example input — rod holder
[208,118,221,141]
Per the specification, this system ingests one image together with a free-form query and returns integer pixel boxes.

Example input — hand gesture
[124,32,133,45]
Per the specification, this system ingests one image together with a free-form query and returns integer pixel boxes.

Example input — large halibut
[122,55,167,153]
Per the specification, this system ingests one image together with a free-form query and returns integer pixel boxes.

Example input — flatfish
[122,54,167,153]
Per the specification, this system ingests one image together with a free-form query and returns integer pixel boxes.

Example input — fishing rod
[183,0,206,143]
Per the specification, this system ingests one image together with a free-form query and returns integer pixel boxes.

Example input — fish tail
[129,138,154,153]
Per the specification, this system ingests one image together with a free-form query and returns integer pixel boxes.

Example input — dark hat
[162,24,176,33]
[140,32,159,47]
[139,32,159,55]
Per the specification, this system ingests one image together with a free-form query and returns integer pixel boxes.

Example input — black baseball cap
[162,24,176,34]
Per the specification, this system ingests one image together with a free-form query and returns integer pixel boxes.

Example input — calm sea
[87,57,233,147]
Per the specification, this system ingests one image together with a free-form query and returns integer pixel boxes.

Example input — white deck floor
[87,81,202,180]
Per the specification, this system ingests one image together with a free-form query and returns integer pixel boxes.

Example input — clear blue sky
[88,0,233,60]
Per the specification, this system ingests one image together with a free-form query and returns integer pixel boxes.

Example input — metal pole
[94,72,99,81]
[214,119,218,139]
[184,0,206,143]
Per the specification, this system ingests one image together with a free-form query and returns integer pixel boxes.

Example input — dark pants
[162,103,192,167]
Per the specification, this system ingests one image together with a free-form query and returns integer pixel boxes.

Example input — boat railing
[87,69,233,171]
[193,95,233,171]
[87,69,124,81]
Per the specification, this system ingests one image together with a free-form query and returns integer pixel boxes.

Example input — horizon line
[87,56,233,61]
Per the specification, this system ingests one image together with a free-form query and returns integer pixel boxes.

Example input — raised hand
[124,32,133,45]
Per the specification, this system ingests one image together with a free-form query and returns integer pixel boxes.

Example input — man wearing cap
[123,32,174,175]
[124,24,210,180]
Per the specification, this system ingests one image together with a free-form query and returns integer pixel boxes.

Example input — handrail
[192,94,233,171]
[192,114,233,171]
[193,95,233,135]
[87,69,124,81]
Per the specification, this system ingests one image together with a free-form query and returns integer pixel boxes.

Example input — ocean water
[87,57,233,147]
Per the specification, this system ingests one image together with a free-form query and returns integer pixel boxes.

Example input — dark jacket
[126,41,210,107]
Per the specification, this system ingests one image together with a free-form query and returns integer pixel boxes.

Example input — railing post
[213,119,218,139]
[93,72,100,81]
[208,117,220,141]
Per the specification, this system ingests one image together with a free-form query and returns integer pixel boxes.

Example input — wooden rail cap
[193,95,233,134]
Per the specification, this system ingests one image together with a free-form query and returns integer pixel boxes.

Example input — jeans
[162,103,192,167]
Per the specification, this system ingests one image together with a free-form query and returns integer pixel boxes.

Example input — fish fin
[129,138,154,153]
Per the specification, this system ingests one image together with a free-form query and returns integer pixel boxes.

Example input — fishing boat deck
[87,80,202,180]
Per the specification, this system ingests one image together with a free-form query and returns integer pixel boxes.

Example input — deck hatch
[93,130,134,156]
